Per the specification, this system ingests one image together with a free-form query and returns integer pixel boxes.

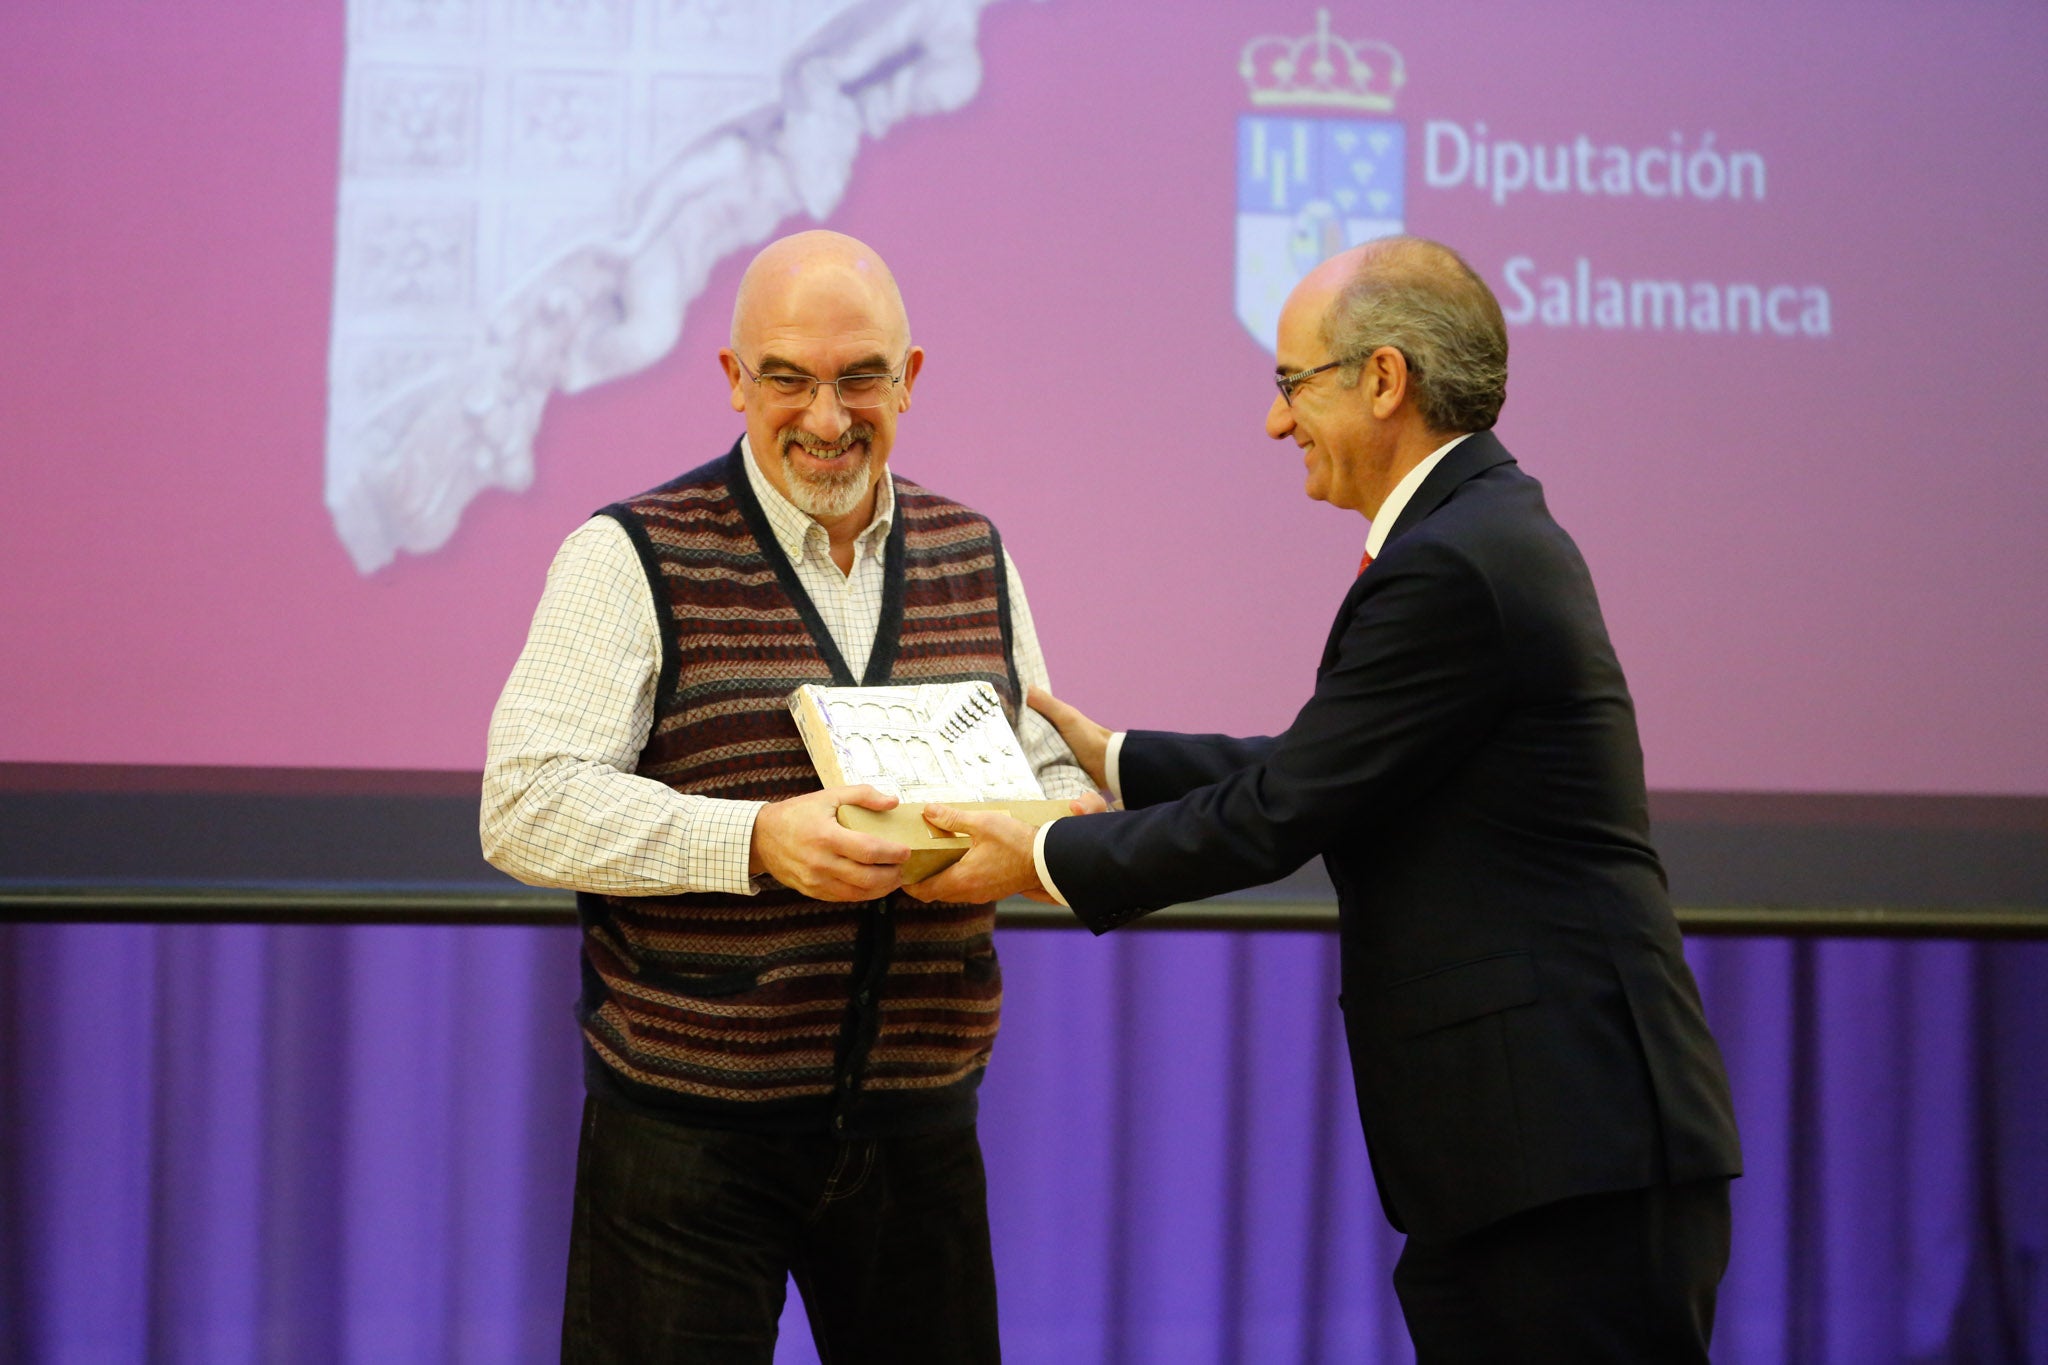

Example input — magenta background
[3,1,2044,793]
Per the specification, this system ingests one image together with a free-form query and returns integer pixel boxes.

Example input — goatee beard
[779,423,877,520]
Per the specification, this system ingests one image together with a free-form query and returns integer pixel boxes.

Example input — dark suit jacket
[1044,431,1741,1242]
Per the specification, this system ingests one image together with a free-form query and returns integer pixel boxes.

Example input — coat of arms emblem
[1235,10,1407,352]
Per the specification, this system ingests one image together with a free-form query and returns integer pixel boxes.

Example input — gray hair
[1321,237,1508,433]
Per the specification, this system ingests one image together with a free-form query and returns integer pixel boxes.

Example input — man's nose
[1266,393,1295,440]
[802,385,854,440]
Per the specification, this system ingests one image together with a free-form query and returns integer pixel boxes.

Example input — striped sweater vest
[576,442,1022,1133]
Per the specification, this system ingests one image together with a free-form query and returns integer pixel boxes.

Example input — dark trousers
[562,1097,1000,1364]
[1392,1178,1732,1364]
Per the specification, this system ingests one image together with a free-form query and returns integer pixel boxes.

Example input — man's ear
[719,350,746,413]
[895,345,926,413]
[1366,347,1410,420]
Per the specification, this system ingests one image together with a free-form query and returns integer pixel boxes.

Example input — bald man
[483,230,1093,1362]
[911,238,1742,1362]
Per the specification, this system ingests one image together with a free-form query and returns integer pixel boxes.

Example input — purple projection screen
[2,0,2044,797]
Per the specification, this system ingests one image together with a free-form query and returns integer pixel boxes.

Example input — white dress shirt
[1031,434,1474,906]
[482,437,1092,897]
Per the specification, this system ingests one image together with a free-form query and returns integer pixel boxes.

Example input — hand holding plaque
[788,682,1076,883]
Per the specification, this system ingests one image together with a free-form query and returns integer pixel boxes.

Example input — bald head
[1313,235,1508,434]
[718,230,926,538]
[1300,236,1469,303]
[730,230,912,356]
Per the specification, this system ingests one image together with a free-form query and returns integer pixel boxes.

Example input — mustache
[780,423,876,457]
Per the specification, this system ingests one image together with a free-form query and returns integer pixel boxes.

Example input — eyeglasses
[736,355,904,410]
[1274,360,1343,407]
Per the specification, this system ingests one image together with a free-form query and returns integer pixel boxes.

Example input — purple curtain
[4,923,2044,1363]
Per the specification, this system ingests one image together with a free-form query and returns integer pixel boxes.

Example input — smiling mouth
[782,423,875,464]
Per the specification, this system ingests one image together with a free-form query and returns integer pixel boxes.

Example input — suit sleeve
[1117,731,1278,807]
[1045,537,1508,930]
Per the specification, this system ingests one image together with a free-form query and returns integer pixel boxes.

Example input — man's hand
[904,792,1107,905]
[750,785,911,901]
[902,806,1042,905]
[1027,687,1113,792]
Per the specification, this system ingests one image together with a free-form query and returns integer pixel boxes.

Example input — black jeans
[562,1097,1000,1364]
[1392,1177,1732,1364]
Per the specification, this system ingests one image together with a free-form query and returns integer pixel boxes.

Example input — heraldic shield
[1235,114,1405,353]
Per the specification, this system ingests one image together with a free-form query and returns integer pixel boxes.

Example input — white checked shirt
[482,437,1092,896]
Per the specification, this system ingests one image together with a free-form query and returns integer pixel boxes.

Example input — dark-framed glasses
[736,355,903,410]
[1275,360,1343,407]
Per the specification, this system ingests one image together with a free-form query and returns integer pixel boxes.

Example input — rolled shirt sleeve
[480,516,762,897]
[1003,550,1097,802]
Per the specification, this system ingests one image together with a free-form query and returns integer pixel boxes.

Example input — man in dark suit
[907,236,1742,1361]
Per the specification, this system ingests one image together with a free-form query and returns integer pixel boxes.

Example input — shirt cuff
[691,799,766,896]
[1032,819,1071,908]
[1105,732,1128,807]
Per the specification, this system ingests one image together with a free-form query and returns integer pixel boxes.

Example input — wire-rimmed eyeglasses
[736,355,905,410]
[1274,360,1343,407]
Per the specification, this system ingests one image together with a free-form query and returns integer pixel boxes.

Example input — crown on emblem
[1240,9,1406,112]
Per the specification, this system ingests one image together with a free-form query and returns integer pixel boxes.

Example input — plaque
[789,682,1075,882]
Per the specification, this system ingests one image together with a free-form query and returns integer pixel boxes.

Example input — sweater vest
[576,442,1022,1134]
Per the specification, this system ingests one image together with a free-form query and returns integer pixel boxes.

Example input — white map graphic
[326,0,1001,573]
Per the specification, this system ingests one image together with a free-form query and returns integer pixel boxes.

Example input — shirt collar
[1365,432,1473,559]
[740,434,895,566]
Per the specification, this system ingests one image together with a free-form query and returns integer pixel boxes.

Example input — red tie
[1357,548,1374,576]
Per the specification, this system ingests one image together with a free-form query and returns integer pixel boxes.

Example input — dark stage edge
[2,765,2044,937]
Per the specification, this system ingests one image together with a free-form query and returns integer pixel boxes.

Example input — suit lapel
[1316,430,1517,671]
[1381,430,1514,549]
